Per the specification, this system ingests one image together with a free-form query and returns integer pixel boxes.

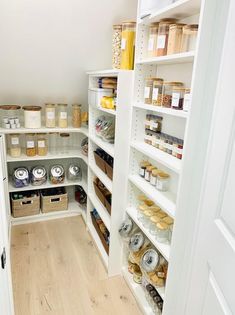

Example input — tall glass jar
[57,104,68,128]
[72,104,82,128]
[59,133,70,154]
[147,23,159,58]
[120,21,136,70]
[183,88,191,112]
[37,133,48,156]
[181,24,198,52]
[167,24,185,55]
[9,134,21,157]
[152,78,164,106]
[156,19,177,56]
[45,103,56,128]
[112,24,122,69]
[162,81,184,108]
[144,78,154,104]
[25,133,36,157]
[49,132,58,154]
[171,87,185,110]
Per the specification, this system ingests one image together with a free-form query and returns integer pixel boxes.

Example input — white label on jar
[156,180,163,190]
[38,140,45,148]
[11,137,19,145]
[60,112,67,119]
[152,88,159,101]
[152,122,159,129]
[175,147,183,154]
[183,93,191,112]
[139,168,145,176]
[145,135,152,141]
[150,175,157,186]
[27,141,35,148]
[47,111,55,119]
[121,38,126,50]
[172,93,180,108]
[148,38,154,51]
[145,172,150,181]
[157,35,166,49]
[30,112,39,121]
[144,87,151,99]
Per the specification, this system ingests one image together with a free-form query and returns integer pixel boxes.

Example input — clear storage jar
[171,87,185,110]
[152,78,164,106]
[112,24,122,69]
[1,105,21,129]
[156,172,170,192]
[181,24,198,52]
[59,133,70,154]
[23,106,42,129]
[120,21,136,70]
[147,23,159,58]
[149,216,161,236]
[156,222,169,243]
[144,77,154,104]
[167,24,185,55]
[183,88,191,112]
[9,134,21,157]
[37,133,48,156]
[72,104,82,128]
[156,19,177,56]
[45,103,56,128]
[57,104,68,128]
[162,81,184,108]
[49,132,58,154]
[25,133,36,157]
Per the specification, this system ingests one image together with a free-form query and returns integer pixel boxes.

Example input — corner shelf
[88,192,111,231]
[90,134,114,158]
[89,162,112,193]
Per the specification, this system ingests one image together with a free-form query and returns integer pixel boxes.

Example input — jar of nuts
[112,24,122,69]
[25,133,36,157]
[162,81,184,108]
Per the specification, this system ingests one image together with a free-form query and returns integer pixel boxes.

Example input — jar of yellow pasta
[120,21,136,70]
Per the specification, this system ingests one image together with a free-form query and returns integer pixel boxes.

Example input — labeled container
[171,87,185,110]
[144,78,154,104]
[156,19,177,56]
[37,133,48,156]
[57,104,68,128]
[9,134,21,157]
[120,21,136,70]
[45,103,56,128]
[30,166,47,186]
[112,24,122,69]
[72,104,82,128]
[25,134,36,157]
[183,88,191,111]
[181,24,198,52]
[162,81,184,108]
[147,23,159,58]
[167,24,185,55]
[1,105,21,129]
[152,78,164,106]
[23,106,42,129]
[59,133,70,154]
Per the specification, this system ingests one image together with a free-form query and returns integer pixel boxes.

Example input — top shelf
[139,0,201,25]
[87,69,132,77]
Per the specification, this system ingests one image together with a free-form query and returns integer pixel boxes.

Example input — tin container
[67,164,82,181]
[49,165,65,184]
[12,167,30,188]
[30,166,47,186]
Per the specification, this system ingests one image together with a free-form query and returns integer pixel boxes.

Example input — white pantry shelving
[133,103,188,119]
[136,51,195,65]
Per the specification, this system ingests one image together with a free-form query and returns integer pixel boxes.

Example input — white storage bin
[88,88,113,108]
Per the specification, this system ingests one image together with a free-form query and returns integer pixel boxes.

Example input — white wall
[0,0,137,107]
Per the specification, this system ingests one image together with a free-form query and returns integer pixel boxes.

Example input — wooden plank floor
[11,216,142,315]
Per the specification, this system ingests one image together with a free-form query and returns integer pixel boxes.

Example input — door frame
[163,0,234,313]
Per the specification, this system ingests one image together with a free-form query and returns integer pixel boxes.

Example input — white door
[183,2,235,314]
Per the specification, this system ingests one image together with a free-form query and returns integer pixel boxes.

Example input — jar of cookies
[129,232,150,265]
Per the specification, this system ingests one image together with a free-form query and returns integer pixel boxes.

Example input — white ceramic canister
[23,106,42,128]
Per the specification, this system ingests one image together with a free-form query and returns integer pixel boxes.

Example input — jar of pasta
[144,78,154,104]
[156,19,177,56]
[167,24,185,55]
[45,103,56,128]
[72,104,81,128]
[37,133,48,156]
[162,81,184,108]
[112,24,122,69]
[152,78,164,106]
[58,104,68,128]
[9,134,21,157]
[147,23,159,58]
[172,87,185,110]
[25,134,36,157]
[181,24,198,52]
[120,21,136,70]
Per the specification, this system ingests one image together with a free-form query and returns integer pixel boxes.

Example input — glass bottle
[9,134,21,157]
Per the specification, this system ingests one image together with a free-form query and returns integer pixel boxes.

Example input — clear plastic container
[152,78,164,106]
[45,103,56,128]
[112,24,122,69]
[1,105,21,129]
[144,78,154,104]
[58,104,68,128]
[156,222,169,243]
[72,104,82,128]
[59,133,70,154]
[37,133,48,156]
[147,23,159,58]
[167,24,185,55]
[25,133,36,157]
[171,87,185,110]
[120,21,136,70]
[162,81,184,108]
[156,19,177,56]
[9,134,21,157]
[181,24,198,52]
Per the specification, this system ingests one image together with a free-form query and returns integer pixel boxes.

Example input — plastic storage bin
[88,88,113,108]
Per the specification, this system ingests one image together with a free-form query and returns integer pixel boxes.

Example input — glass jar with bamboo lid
[167,23,185,55]
[147,23,159,58]
[181,24,199,52]
[156,18,177,56]
[152,78,164,106]
[156,172,170,192]
[120,21,136,70]
[162,81,184,108]
[57,104,68,128]
[45,103,56,128]
[72,104,82,128]
[37,133,48,156]
[149,216,161,236]
[112,24,122,69]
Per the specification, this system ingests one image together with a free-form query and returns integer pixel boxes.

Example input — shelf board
[11,201,82,225]
[87,222,109,269]
[89,162,112,193]
[96,107,116,116]
[6,149,88,164]
[129,175,176,218]
[126,207,170,261]
[87,69,133,76]
[81,209,87,224]
[90,135,114,158]
[131,141,182,174]
[136,51,195,65]
[139,0,201,25]
[0,126,89,137]
[134,103,188,119]
[8,178,87,193]
[88,193,111,231]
